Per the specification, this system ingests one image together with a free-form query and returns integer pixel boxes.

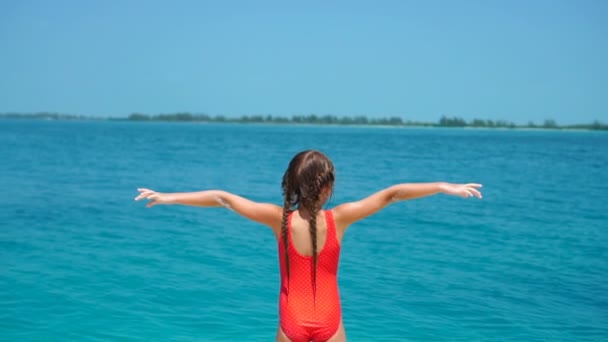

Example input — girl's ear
[321,184,333,199]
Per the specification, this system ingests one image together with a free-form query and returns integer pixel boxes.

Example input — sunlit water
[1,120,607,341]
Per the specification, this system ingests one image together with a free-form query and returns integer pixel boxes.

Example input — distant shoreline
[1,112,606,131]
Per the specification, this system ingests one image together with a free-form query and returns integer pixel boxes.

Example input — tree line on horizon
[1,112,606,130]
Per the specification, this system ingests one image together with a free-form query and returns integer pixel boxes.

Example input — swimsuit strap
[323,210,338,248]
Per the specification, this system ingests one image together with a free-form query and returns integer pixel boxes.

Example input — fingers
[463,185,483,199]
[134,188,157,201]
[134,188,166,209]
[470,188,482,199]
[462,188,475,198]
[135,191,154,201]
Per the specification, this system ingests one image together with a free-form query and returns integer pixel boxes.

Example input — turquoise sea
[1,120,607,341]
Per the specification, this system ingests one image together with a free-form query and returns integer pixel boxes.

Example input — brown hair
[281,150,335,292]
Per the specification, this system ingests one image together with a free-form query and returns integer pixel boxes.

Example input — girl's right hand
[134,188,173,207]
[440,183,483,199]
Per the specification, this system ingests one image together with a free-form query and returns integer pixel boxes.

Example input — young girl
[135,150,482,342]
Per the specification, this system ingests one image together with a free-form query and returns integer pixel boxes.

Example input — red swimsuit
[278,210,342,342]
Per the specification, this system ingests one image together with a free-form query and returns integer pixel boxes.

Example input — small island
[1,112,606,130]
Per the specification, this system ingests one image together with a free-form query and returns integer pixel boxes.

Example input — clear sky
[1,0,606,124]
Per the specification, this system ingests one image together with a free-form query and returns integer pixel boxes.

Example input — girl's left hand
[134,188,172,207]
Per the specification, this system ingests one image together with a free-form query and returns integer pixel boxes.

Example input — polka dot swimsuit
[278,210,341,342]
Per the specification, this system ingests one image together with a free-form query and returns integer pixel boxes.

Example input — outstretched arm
[332,182,482,231]
[135,188,283,231]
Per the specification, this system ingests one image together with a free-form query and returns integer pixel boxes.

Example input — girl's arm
[332,182,482,231]
[135,188,283,232]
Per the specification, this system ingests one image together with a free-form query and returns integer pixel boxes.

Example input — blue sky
[1,0,606,124]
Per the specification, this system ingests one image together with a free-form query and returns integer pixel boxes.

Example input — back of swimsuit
[278,210,341,342]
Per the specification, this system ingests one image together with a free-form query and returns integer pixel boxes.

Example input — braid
[281,197,291,280]
[281,171,294,282]
[301,172,325,295]
[309,204,319,296]
[281,150,336,298]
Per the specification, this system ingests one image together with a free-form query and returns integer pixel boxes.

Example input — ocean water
[1,120,607,341]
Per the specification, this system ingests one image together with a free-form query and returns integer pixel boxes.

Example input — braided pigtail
[281,196,291,280]
[308,203,319,296]
[301,172,325,295]
[281,170,297,283]
[281,150,335,298]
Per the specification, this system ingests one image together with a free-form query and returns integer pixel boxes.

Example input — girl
[135,150,482,342]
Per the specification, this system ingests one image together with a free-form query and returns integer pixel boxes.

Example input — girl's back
[278,209,342,342]
[288,209,341,257]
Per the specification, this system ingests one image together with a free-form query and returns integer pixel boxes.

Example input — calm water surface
[1,120,607,341]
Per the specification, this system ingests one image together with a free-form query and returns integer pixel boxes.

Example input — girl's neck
[297,206,322,220]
